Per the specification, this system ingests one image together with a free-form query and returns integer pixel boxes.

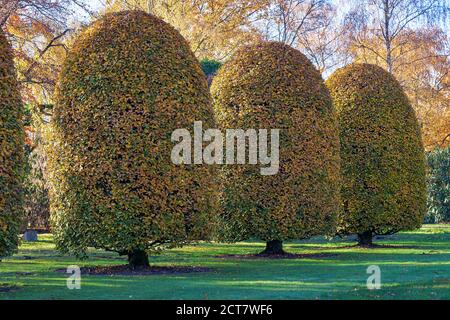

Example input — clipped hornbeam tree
[0,30,24,259]
[326,63,427,246]
[211,42,341,255]
[48,11,218,268]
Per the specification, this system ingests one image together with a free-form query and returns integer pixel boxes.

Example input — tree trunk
[127,249,149,269]
[260,240,286,255]
[358,231,373,247]
[383,0,393,73]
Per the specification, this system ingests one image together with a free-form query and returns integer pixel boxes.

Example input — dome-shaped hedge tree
[326,63,427,246]
[48,11,218,268]
[0,30,24,259]
[211,42,341,255]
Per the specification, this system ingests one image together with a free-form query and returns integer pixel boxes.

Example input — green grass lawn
[1,225,449,300]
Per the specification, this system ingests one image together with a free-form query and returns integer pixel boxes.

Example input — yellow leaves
[211,41,341,242]
[48,11,217,257]
[326,63,427,236]
[106,0,264,60]
[0,30,24,258]
[348,27,450,151]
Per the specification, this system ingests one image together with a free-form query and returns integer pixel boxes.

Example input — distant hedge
[0,30,24,258]
[211,42,341,254]
[200,58,222,87]
[425,147,450,223]
[200,58,222,76]
[48,11,218,268]
[326,63,427,245]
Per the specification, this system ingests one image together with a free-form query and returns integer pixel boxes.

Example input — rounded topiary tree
[211,42,341,255]
[326,63,427,246]
[48,11,217,268]
[0,30,24,259]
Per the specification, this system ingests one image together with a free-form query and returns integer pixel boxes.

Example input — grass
[0,224,449,300]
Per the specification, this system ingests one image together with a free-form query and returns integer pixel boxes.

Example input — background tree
[47,11,218,268]
[343,0,448,73]
[327,63,427,246]
[398,28,450,150]
[257,0,349,73]
[107,0,349,73]
[259,0,330,45]
[295,5,351,74]
[0,29,24,259]
[345,25,449,150]
[342,0,450,149]
[0,0,93,104]
[211,41,341,255]
[105,0,265,60]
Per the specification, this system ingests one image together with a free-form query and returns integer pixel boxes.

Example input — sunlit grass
[0,224,449,300]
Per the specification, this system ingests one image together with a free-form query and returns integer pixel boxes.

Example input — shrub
[326,63,427,246]
[0,30,24,258]
[211,41,341,254]
[200,58,222,76]
[48,11,218,268]
[425,147,450,223]
[200,58,222,87]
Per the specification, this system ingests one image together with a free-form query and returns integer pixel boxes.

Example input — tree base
[127,250,149,269]
[259,240,286,255]
[358,231,373,247]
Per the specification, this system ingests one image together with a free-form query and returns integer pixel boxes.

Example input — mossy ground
[0,225,449,300]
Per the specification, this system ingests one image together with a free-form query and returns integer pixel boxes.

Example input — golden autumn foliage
[2,0,80,104]
[346,27,450,151]
[211,42,341,245]
[106,0,264,60]
[326,64,427,241]
[47,11,218,261]
[0,30,24,258]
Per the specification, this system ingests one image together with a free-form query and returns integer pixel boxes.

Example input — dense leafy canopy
[48,11,218,258]
[425,147,450,223]
[326,63,427,236]
[0,30,24,258]
[211,41,341,243]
